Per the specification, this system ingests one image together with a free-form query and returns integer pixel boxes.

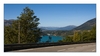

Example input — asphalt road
[12,43,96,52]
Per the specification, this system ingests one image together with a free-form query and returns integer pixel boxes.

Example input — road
[12,43,96,52]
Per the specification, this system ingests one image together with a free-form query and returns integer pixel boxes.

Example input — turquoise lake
[40,36,63,43]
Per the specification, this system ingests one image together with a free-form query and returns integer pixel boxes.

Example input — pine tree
[4,26,18,44]
[4,7,42,44]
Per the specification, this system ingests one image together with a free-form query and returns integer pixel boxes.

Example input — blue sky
[4,4,96,27]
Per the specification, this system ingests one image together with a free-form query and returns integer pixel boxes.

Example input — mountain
[73,18,96,30]
[5,19,75,31]
[39,27,60,30]
[39,25,77,30]
[4,19,14,26]
[5,18,96,31]
[57,25,77,30]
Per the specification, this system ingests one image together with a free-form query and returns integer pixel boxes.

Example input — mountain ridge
[72,18,96,30]
[4,18,96,31]
[39,25,77,30]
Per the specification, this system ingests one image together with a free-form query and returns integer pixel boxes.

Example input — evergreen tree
[4,7,42,44]
[4,26,18,44]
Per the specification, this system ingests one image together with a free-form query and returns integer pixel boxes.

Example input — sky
[4,4,96,27]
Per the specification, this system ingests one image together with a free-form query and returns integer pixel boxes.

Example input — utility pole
[18,21,20,44]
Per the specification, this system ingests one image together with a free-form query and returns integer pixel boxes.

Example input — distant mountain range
[4,18,96,31]
[4,19,77,30]
[39,25,77,30]
[39,27,60,30]
[39,18,96,30]
[57,25,77,30]
[4,19,14,26]
[40,25,77,30]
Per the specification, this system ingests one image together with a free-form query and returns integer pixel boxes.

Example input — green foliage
[81,25,96,42]
[58,40,63,42]
[4,26,18,44]
[62,36,73,42]
[72,31,81,42]
[89,25,96,41]
[81,30,90,41]
[4,7,42,44]
[59,25,96,43]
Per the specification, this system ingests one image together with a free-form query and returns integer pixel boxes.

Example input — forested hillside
[73,18,96,30]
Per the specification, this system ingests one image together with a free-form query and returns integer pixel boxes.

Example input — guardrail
[4,41,95,52]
